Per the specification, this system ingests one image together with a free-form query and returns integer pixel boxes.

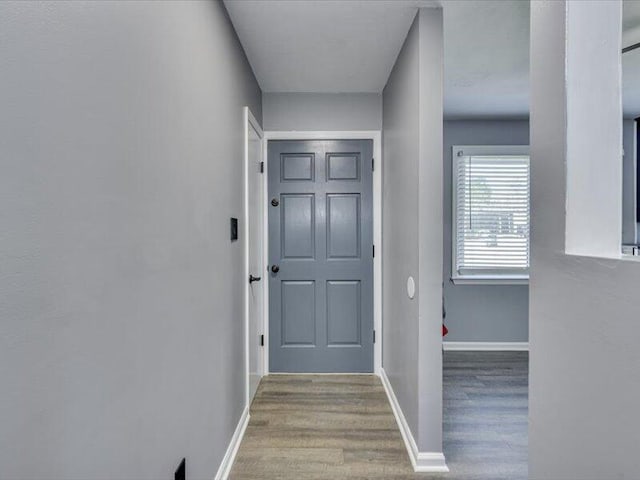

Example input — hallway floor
[229,352,528,479]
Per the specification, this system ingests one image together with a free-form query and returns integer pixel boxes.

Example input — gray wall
[442,117,636,344]
[262,92,382,131]
[530,1,640,478]
[0,2,261,479]
[382,8,444,455]
[383,13,420,441]
[622,118,636,244]
[443,120,529,343]
[416,8,445,453]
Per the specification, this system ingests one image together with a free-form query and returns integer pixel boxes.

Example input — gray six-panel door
[268,140,373,373]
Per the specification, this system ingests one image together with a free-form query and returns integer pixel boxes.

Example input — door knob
[271,265,280,274]
[249,275,261,283]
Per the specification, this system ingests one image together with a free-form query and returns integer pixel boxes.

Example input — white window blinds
[453,147,530,280]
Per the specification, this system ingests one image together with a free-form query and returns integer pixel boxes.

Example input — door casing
[261,131,382,375]
[243,107,264,405]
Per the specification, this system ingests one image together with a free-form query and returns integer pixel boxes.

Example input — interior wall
[443,117,635,344]
[0,2,261,478]
[382,7,444,457]
[416,7,444,453]
[382,12,420,440]
[564,2,622,257]
[530,1,640,478]
[262,92,382,131]
[443,120,529,343]
[622,118,637,245]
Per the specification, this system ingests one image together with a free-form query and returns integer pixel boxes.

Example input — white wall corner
[564,0,623,258]
[379,369,449,473]
[214,406,250,480]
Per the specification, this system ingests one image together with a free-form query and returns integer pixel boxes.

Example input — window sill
[620,253,640,262]
[451,276,529,285]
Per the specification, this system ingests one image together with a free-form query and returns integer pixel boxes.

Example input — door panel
[281,194,315,259]
[327,193,360,259]
[268,139,373,373]
[327,280,361,346]
[281,154,314,181]
[282,281,316,346]
[327,153,360,180]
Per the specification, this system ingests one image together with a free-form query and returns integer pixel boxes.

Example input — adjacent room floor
[229,351,528,479]
[443,351,528,480]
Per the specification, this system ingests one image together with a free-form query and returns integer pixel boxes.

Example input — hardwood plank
[229,352,528,479]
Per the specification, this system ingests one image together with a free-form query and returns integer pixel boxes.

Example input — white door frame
[262,130,382,375]
[244,107,264,406]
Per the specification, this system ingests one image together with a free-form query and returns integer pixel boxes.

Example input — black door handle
[249,275,261,283]
[271,265,280,274]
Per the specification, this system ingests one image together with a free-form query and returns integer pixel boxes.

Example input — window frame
[451,145,531,285]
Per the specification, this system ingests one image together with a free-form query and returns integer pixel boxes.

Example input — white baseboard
[214,406,249,480]
[443,341,529,351]
[379,369,449,473]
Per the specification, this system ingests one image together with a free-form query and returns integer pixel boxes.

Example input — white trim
[261,135,270,375]
[379,369,449,473]
[451,277,529,285]
[214,406,250,480]
[443,341,529,351]
[262,131,382,375]
[243,107,264,407]
[268,372,376,376]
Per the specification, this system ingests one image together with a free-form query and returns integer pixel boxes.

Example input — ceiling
[224,0,640,119]
[224,0,438,94]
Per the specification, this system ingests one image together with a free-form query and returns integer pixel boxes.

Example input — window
[452,145,530,284]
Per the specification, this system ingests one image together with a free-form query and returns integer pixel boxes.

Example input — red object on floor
[442,324,448,337]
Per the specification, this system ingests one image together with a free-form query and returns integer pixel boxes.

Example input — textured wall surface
[415,8,444,452]
[382,8,444,456]
[530,1,640,478]
[0,1,261,478]
[382,13,421,441]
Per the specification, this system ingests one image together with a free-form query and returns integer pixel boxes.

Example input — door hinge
[372,158,374,171]
[372,245,375,258]
[260,334,264,346]
[260,161,264,173]
[373,330,376,343]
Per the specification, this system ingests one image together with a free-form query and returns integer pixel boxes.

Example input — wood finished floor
[229,351,528,479]
[443,351,528,480]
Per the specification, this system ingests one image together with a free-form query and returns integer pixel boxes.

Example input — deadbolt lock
[271,198,279,207]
